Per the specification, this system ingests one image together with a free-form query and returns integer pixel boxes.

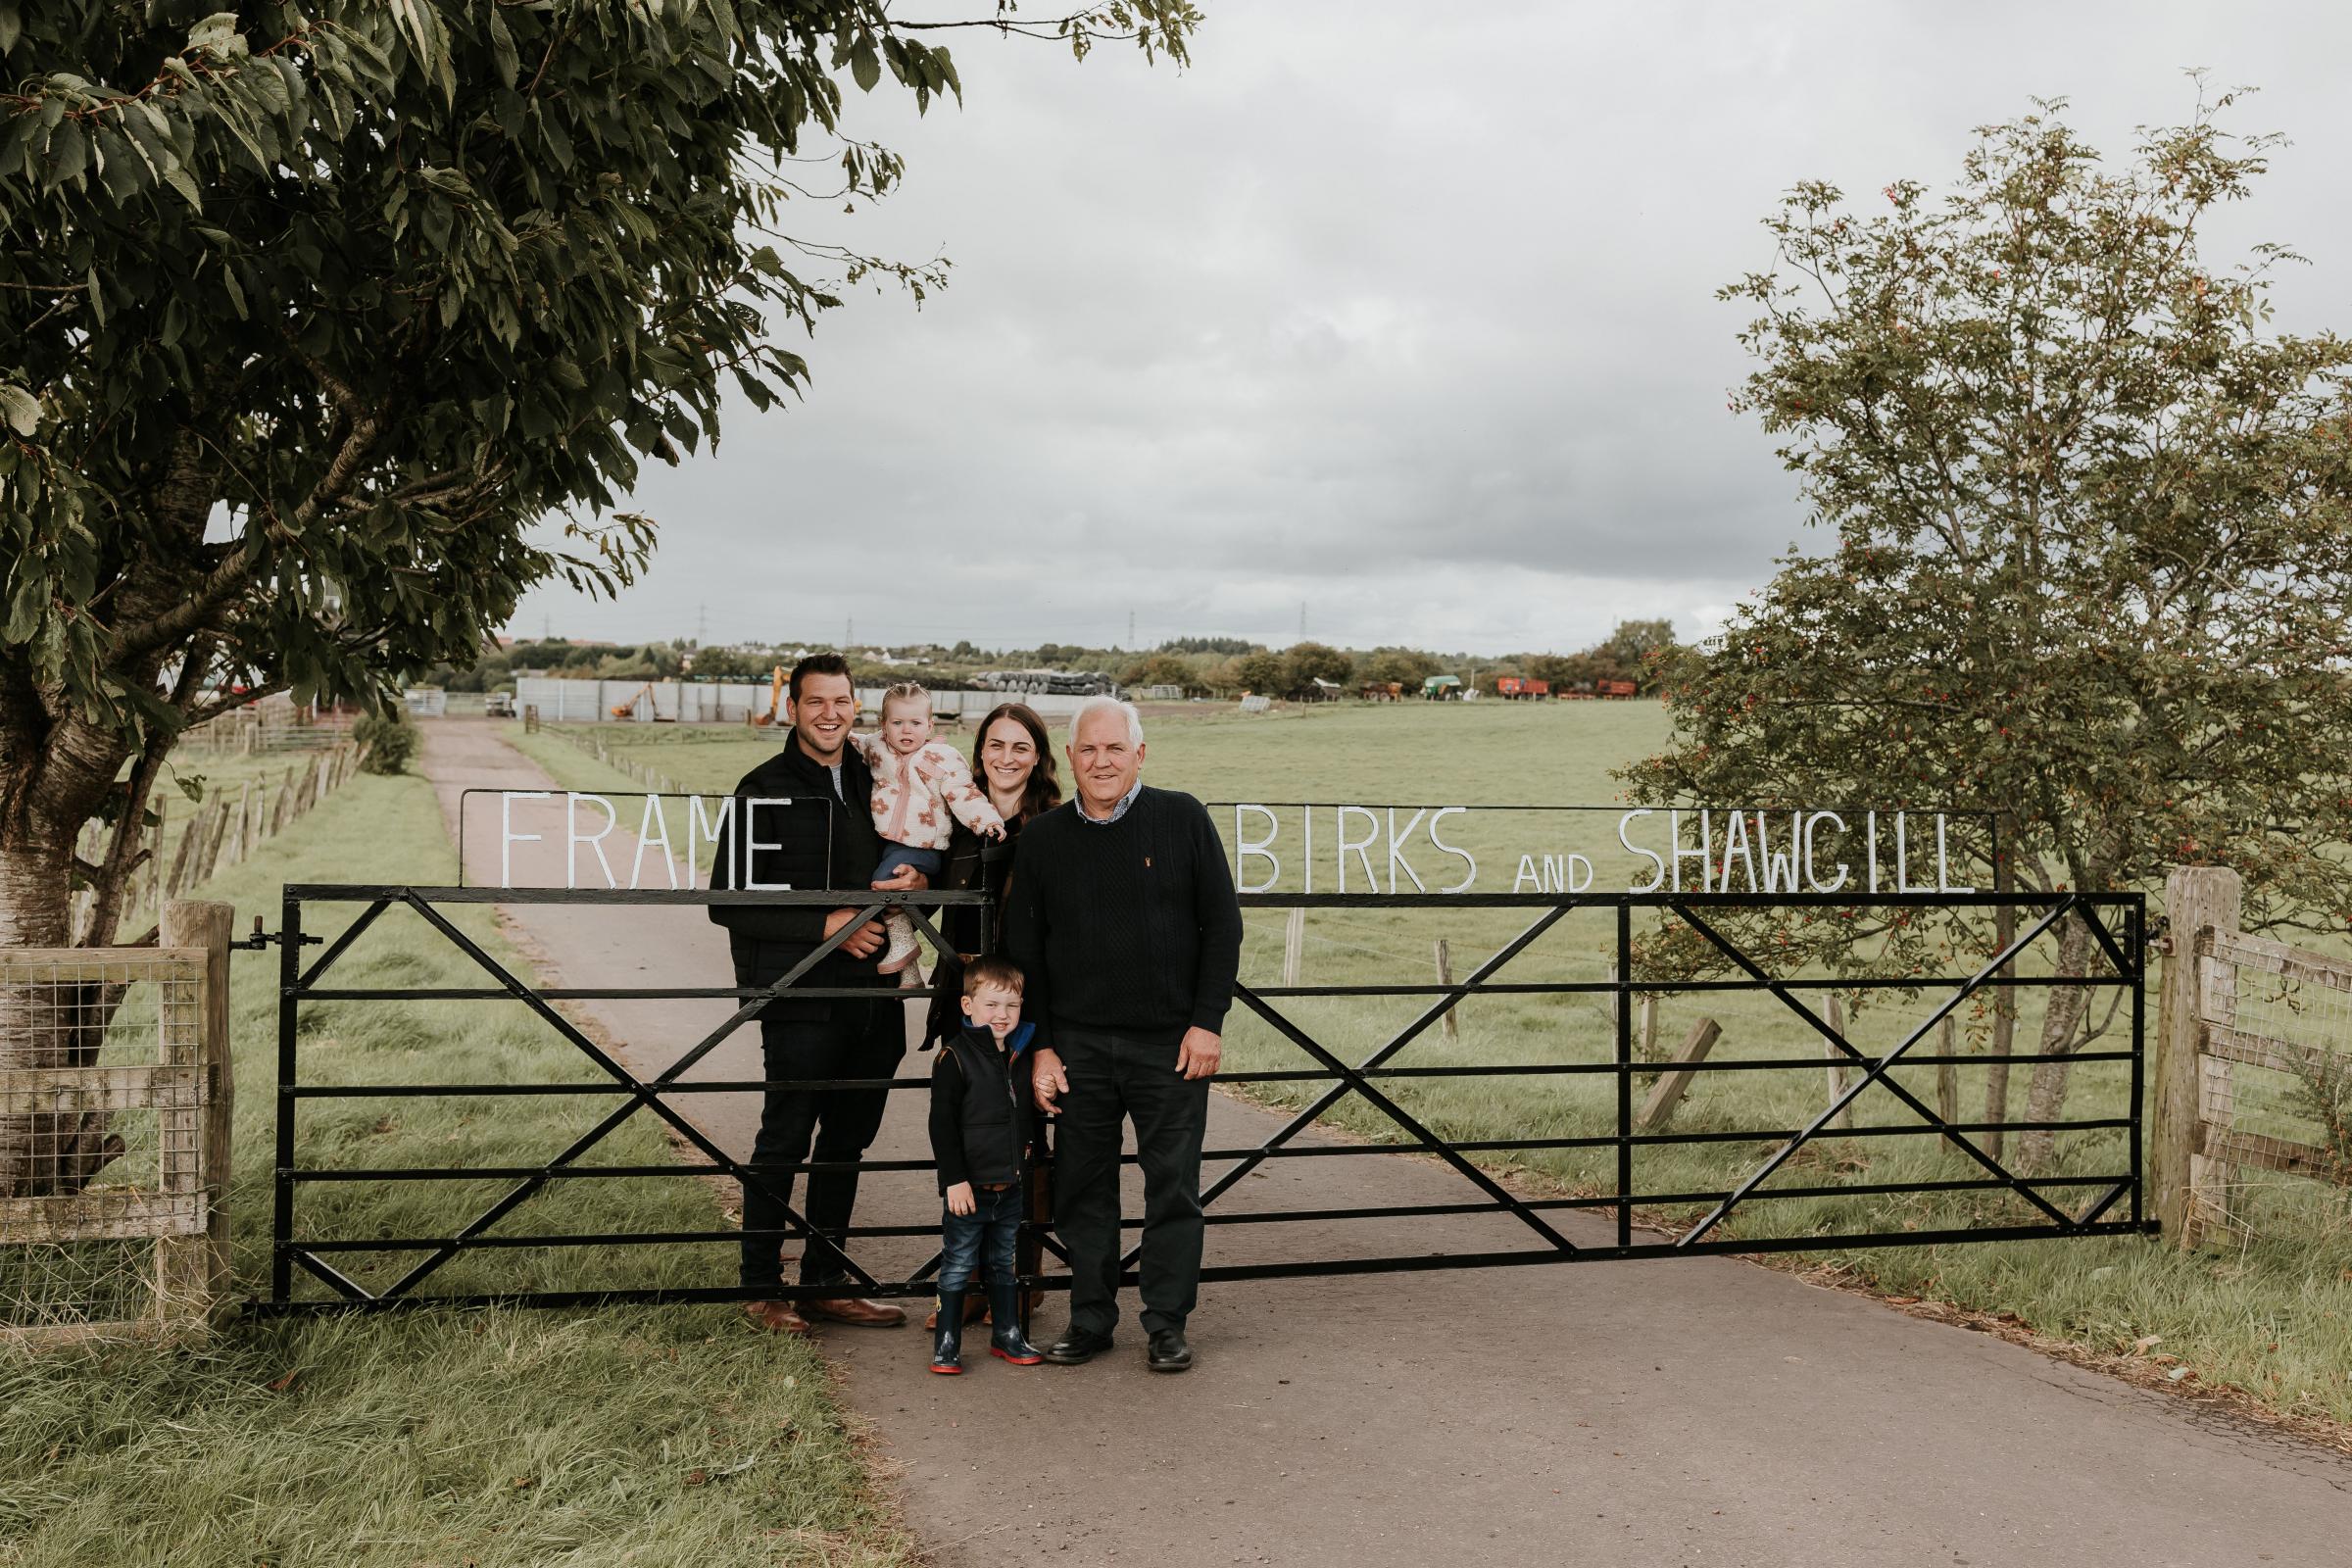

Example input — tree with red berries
[1623,88,2352,1166]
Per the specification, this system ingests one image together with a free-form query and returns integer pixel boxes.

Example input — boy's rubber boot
[877,911,921,974]
[929,1291,965,1374]
[986,1274,1044,1365]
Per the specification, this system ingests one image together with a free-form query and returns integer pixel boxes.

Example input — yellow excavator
[748,665,787,726]
[608,681,680,721]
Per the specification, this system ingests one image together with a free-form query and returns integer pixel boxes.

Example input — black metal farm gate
[258,883,2150,1315]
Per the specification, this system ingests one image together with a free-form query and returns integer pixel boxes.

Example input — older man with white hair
[1002,696,1243,1373]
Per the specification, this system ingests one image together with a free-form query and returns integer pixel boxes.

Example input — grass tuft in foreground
[1,770,913,1568]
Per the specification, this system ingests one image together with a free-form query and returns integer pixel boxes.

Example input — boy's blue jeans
[939,1183,1021,1295]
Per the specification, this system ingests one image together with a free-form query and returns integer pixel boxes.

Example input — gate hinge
[232,913,321,951]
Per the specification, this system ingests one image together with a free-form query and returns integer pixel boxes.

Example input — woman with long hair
[931,701,1061,966]
[924,700,1061,1329]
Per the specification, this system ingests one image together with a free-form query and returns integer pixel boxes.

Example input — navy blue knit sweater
[999,786,1244,1053]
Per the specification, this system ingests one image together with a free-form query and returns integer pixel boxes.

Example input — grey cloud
[514,1,2352,654]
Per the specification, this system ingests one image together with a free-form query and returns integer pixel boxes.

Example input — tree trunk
[2015,912,2099,1172]
[1983,893,2018,1162]
[0,708,145,1197]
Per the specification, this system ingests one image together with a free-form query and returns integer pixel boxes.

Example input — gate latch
[232,914,321,951]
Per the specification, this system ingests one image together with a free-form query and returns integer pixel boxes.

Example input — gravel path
[416,718,2352,1567]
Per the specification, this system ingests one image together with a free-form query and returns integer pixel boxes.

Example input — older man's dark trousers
[740,997,905,1292]
[1054,1026,1209,1338]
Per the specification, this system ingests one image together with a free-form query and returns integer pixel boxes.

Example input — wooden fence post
[1823,994,1854,1130]
[1637,1016,1723,1131]
[157,900,233,1332]
[1281,907,1304,989]
[1936,1015,1961,1149]
[144,802,165,920]
[1436,938,1460,1043]
[225,781,251,866]
[2153,865,2242,1248]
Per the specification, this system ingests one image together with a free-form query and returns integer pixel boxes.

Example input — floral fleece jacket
[849,733,1004,852]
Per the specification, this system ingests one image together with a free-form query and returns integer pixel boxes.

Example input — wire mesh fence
[2189,927,2352,1249]
[0,936,227,1348]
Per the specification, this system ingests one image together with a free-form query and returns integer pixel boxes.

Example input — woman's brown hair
[970,702,1061,821]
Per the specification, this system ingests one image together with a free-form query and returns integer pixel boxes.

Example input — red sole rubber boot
[929,1361,963,1375]
[990,1347,1044,1366]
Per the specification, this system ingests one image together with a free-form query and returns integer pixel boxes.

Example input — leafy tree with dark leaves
[1623,90,2352,1166]
[0,0,1197,1195]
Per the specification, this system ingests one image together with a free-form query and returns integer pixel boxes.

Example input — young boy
[851,682,1004,975]
[926,956,1045,1374]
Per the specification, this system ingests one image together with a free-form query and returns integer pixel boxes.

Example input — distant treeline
[426,620,1685,701]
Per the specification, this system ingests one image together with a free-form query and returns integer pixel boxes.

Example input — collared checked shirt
[1075,777,1143,825]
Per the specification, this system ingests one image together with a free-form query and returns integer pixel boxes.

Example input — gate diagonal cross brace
[1669,895,2106,1249]
[343,891,927,1300]
[1117,905,1580,1272]
[298,896,394,990]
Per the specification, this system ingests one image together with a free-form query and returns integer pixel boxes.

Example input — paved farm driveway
[416,719,2351,1567]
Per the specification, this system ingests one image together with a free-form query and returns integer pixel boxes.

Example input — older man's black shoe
[1147,1328,1193,1373]
[1043,1329,1114,1365]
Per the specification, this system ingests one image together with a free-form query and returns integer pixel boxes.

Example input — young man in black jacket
[710,654,923,1335]
[1004,697,1243,1373]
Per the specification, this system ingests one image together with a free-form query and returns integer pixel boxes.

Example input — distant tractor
[1421,674,1464,701]
[1494,676,1550,701]
[1359,681,1404,702]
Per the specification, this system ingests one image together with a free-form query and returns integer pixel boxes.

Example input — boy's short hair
[961,956,1024,998]
[880,680,930,718]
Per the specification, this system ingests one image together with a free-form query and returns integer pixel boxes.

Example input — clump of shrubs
[354,706,418,775]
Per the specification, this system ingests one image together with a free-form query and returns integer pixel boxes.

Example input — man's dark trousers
[741,997,905,1292]
[1054,1026,1209,1338]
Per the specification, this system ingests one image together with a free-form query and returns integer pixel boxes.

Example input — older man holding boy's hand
[1003,697,1243,1374]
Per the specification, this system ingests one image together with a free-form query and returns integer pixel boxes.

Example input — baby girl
[853,682,1004,973]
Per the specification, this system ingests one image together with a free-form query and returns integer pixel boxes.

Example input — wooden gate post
[157,900,234,1331]
[2152,865,2240,1247]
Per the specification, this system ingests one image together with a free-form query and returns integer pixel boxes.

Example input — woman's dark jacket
[922,808,1030,1047]
[938,812,1025,954]
[927,1022,1036,1193]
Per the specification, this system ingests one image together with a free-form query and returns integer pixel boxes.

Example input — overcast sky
[506,1,2352,657]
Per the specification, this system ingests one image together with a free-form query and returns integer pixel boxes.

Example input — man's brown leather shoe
[804,1297,906,1328]
[743,1299,809,1335]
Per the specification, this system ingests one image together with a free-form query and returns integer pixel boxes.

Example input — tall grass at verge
[1,770,913,1568]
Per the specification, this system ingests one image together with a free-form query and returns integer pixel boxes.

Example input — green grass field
[3,770,913,1568]
[515,704,2352,1432]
